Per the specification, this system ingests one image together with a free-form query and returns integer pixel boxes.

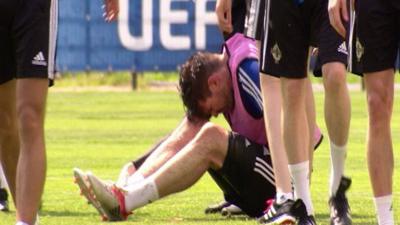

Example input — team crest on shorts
[355,37,364,62]
[271,43,282,64]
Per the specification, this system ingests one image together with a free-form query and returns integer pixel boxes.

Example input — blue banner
[57,0,224,72]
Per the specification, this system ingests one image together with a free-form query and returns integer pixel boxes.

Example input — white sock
[15,222,30,225]
[15,214,39,225]
[124,177,159,212]
[276,191,293,204]
[34,213,39,225]
[374,195,394,225]
[116,164,137,187]
[0,165,8,189]
[329,142,347,195]
[288,161,314,215]
[125,173,145,187]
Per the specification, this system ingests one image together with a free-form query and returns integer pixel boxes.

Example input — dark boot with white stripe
[204,200,231,214]
[290,199,317,225]
[0,188,9,212]
[258,199,296,225]
[329,176,352,225]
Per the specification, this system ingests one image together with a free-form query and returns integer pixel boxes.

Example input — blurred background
[55,0,399,90]
[57,0,222,73]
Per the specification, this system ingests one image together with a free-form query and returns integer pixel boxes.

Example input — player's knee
[282,80,305,109]
[198,123,226,143]
[283,79,304,96]
[197,123,227,168]
[323,68,346,91]
[16,103,44,133]
[367,92,393,125]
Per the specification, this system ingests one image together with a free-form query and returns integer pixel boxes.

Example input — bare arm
[103,0,119,22]
[215,0,233,35]
[116,119,204,186]
[328,0,349,38]
[136,117,207,177]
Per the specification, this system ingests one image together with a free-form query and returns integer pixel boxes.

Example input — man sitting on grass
[73,33,323,224]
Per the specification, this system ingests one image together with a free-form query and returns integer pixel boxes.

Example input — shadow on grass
[184,215,252,222]
[40,210,96,217]
[118,212,378,224]
[38,210,377,224]
[125,213,254,223]
[315,212,377,225]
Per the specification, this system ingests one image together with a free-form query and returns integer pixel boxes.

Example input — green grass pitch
[1,88,399,224]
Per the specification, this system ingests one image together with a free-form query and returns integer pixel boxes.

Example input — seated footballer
[73,33,323,223]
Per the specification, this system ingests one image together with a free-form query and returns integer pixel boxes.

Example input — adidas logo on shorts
[32,51,47,66]
[337,42,348,55]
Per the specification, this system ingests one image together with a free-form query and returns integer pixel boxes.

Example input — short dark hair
[178,52,222,121]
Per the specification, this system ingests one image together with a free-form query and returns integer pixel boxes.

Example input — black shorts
[352,0,400,73]
[313,0,350,77]
[0,0,58,85]
[208,132,276,218]
[225,0,264,41]
[260,0,321,78]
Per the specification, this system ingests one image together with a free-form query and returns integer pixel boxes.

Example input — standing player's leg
[12,0,58,224]
[251,2,297,222]
[0,80,19,208]
[365,70,394,224]
[322,61,352,225]
[0,4,19,208]
[15,79,48,224]
[260,75,292,201]
[322,61,352,224]
[314,0,352,223]
[322,62,350,192]
[281,76,312,208]
[318,0,352,197]
[260,0,317,222]
[259,54,322,225]
[0,164,10,211]
[355,0,397,224]
[245,0,294,213]
[259,75,298,225]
